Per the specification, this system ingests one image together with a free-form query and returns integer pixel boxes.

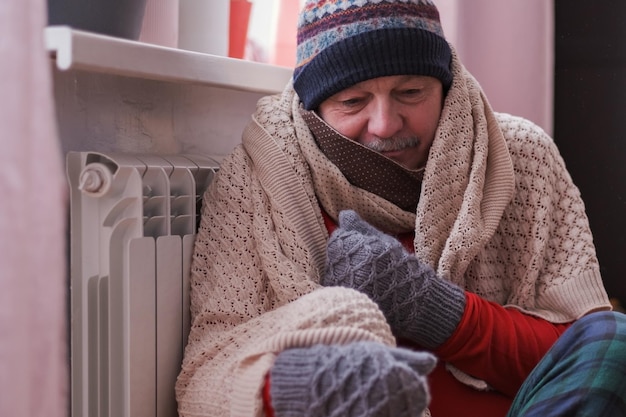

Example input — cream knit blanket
[175,52,611,417]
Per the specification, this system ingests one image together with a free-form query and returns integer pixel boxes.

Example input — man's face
[317,75,444,171]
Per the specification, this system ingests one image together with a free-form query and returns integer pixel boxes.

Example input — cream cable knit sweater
[175,53,611,417]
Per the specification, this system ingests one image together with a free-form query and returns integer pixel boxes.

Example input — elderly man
[176,1,626,416]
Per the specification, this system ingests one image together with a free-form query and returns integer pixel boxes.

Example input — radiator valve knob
[78,163,112,197]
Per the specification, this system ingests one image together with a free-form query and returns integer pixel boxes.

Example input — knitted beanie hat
[294,0,453,110]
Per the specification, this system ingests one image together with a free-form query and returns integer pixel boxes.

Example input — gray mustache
[364,136,421,152]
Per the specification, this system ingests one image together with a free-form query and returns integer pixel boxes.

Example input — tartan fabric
[508,311,626,416]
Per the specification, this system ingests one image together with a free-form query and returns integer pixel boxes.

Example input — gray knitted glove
[322,210,466,349]
[269,342,436,417]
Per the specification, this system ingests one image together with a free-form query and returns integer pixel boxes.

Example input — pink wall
[438,0,554,134]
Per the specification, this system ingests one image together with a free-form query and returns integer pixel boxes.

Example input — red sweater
[263,212,572,417]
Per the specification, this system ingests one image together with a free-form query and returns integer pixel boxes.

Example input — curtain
[0,1,68,416]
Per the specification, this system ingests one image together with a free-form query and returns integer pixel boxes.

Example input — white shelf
[45,26,293,95]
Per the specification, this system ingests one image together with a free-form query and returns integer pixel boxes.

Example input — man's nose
[367,100,403,139]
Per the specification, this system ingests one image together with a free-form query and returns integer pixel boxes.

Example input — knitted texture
[175,51,611,416]
[301,108,424,212]
[323,210,466,349]
[294,0,452,109]
[270,342,436,417]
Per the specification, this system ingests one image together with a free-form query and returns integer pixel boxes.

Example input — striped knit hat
[294,0,453,110]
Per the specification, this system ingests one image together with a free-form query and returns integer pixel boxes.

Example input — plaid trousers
[507,311,626,416]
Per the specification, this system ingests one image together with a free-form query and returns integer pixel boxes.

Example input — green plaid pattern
[508,311,626,416]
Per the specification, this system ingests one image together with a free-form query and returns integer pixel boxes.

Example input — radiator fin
[67,152,219,417]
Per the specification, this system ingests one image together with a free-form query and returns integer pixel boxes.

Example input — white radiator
[67,151,219,417]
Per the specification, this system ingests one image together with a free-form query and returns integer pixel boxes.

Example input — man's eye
[341,98,363,107]
[401,89,421,96]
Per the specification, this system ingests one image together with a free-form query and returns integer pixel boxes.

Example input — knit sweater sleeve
[432,292,571,397]
[175,144,396,417]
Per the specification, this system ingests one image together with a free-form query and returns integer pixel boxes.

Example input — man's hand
[322,210,466,349]
[270,342,436,417]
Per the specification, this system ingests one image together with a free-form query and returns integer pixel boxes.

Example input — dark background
[555,1,626,306]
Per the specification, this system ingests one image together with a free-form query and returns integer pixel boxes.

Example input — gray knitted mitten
[269,342,436,417]
[322,210,466,349]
